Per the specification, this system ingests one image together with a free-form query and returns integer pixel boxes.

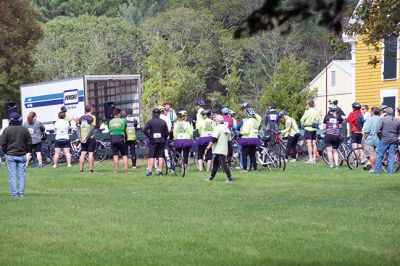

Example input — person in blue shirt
[362,107,380,172]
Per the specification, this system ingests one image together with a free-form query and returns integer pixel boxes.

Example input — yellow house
[343,20,400,110]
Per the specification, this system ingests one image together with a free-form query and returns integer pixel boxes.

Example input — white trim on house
[380,88,398,110]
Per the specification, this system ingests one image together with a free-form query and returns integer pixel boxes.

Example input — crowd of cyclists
[2,97,400,196]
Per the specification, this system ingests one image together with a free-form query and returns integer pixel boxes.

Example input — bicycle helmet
[329,99,338,105]
[241,102,250,110]
[228,109,235,116]
[152,108,161,116]
[221,107,230,115]
[201,109,212,117]
[328,103,337,111]
[246,108,255,117]
[352,102,361,109]
[178,110,188,117]
[279,109,288,117]
[157,105,165,112]
[195,99,205,106]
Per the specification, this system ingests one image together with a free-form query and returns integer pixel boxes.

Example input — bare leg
[113,155,119,173]
[64,148,72,167]
[79,151,87,171]
[158,158,164,173]
[53,148,61,167]
[327,146,333,166]
[88,152,94,171]
[333,149,339,166]
[26,153,32,167]
[122,155,128,173]
[198,159,203,171]
[36,152,43,167]
[207,160,212,172]
[147,158,154,172]
[306,140,313,162]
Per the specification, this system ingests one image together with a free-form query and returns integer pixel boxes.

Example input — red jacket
[346,110,362,133]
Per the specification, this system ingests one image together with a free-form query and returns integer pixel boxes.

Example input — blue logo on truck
[24,90,84,108]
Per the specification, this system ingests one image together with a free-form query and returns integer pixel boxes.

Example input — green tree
[346,0,400,65]
[33,15,142,81]
[0,0,42,118]
[219,64,242,111]
[261,55,316,121]
[142,35,202,121]
[30,0,129,22]
[119,0,167,26]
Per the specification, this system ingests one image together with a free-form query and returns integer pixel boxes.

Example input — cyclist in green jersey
[109,108,128,173]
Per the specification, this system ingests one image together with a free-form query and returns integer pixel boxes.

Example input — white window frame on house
[380,88,398,110]
[381,35,399,81]
[331,70,336,87]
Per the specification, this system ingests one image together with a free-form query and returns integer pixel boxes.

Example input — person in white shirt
[362,105,371,121]
[159,106,172,132]
[53,111,72,167]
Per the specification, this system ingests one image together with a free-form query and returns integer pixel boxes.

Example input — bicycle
[0,147,6,167]
[322,139,352,167]
[164,142,186,177]
[70,138,108,163]
[256,136,286,172]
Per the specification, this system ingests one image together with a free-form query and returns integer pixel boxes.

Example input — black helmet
[352,102,361,109]
[201,109,212,117]
[279,110,288,117]
[152,108,161,116]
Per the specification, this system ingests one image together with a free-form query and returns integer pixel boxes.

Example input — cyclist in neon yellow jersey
[173,110,194,169]
[196,109,216,172]
[300,100,320,164]
[239,108,261,172]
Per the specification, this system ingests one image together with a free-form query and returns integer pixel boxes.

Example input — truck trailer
[20,75,142,128]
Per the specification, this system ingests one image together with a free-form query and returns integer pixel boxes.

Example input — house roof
[309,60,353,87]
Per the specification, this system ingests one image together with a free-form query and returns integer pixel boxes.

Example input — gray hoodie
[376,115,400,143]
[23,120,45,144]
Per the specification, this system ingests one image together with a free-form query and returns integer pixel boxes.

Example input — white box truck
[20,75,142,128]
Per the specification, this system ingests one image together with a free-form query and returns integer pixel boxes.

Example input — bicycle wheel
[0,150,7,167]
[70,139,81,162]
[173,151,185,177]
[346,147,365,169]
[321,145,344,166]
[265,153,286,172]
[41,142,54,167]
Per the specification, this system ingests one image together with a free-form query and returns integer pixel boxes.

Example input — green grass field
[0,160,399,265]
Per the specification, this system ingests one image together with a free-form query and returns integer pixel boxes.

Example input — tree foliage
[0,0,42,116]
[119,0,167,26]
[33,15,142,81]
[261,55,316,121]
[30,0,129,22]
[346,0,400,65]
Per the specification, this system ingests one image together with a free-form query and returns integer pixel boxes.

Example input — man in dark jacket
[143,108,169,176]
[264,103,280,132]
[374,107,400,174]
[0,113,32,197]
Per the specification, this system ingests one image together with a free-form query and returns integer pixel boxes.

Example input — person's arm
[85,125,95,141]
[281,119,291,135]
[26,130,32,153]
[264,112,270,126]
[188,123,194,139]
[376,119,383,136]
[143,122,151,139]
[173,123,178,139]
[300,110,307,125]
[0,129,7,153]
[206,127,220,150]
[346,112,356,123]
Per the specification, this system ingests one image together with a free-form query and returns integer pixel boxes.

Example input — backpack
[356,113,365,130]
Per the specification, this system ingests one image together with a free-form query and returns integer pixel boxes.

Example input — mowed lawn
[0,160,399,265]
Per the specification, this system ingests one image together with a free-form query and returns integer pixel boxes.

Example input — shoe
[67,164,72,168]
[289,159,297,163]
[53,165,57,168]
[156,170,163,176]
[363,164,372,171]
[241,169,248,173]
[205,176,213,181]
[284,159,288,163]
[335,165,340,169]
[305,160,312,164]
[225,178,234,183]
[329,165,334,169]
[146,171,152,176]
[89,170,95,174]
[132,166,137,169]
